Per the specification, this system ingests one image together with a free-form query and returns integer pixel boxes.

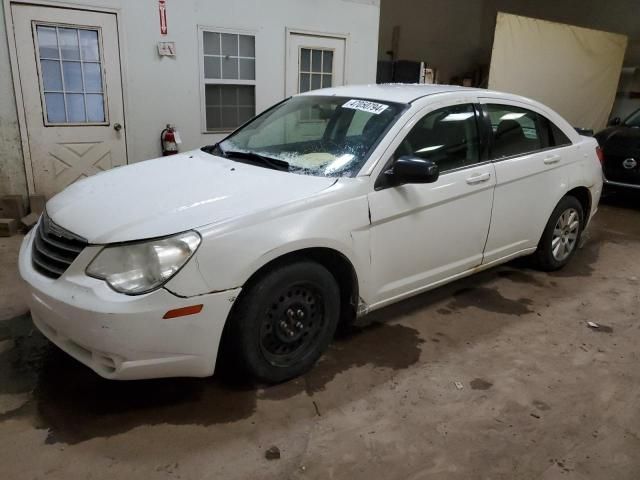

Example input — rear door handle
[544,154,561,165]
[466,172,491,185]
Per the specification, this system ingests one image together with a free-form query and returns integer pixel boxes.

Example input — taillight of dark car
[596,146,604,166]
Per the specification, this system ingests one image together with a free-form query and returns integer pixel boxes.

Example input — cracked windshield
[217,96,405,177]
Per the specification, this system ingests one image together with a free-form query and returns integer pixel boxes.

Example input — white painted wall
[0,1,27,197]
[0,0,380,197]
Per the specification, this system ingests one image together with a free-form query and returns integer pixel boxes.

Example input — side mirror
[608,117,621,126]
[386,156,439,185]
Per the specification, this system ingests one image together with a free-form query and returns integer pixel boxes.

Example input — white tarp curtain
[488,12,627,131]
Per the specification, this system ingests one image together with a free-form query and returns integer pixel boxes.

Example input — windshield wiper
[222,150,290,172]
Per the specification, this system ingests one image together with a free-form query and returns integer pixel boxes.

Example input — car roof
[297,83,484,103]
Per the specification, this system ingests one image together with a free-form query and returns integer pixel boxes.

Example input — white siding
[0,0,380,197]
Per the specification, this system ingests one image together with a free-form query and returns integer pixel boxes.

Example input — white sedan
[19,84,603,382]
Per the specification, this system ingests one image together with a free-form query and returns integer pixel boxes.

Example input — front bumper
[19,230,240,380]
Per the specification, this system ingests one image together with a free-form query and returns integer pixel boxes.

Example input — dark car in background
[596,108,640,192]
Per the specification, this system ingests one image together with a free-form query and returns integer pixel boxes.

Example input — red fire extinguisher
[161,124,179,156]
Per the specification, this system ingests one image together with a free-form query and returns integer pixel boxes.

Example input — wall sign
[159,0,168,35]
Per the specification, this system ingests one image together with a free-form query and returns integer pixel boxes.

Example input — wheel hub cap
[551,207,580,262]
[259,285,325,367]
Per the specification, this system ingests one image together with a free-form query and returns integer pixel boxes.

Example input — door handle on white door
[466,172,491,185]
[543,154,561,165]
[113,122,122,131]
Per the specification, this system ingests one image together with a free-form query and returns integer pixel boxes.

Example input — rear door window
[485,104,572,159]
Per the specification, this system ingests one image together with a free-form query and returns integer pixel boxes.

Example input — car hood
[46,149,337,243]
[596,126,640,156]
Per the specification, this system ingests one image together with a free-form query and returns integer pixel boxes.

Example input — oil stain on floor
[446,287,534,316]
[0,314,424,445]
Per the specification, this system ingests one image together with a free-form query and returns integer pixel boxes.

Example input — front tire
[227,260,340,383]
[533,195,584,271]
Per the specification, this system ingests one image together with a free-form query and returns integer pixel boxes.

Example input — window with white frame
[202,30,256,131]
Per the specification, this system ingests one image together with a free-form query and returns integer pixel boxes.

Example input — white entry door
[11,4,127,198]
[286,33,345,97]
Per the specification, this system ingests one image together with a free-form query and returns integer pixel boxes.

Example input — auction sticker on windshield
[342,99,389,115]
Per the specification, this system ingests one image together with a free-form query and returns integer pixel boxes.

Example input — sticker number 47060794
[342,99,389,115]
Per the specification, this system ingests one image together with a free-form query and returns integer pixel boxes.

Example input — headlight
[86,231,201,295]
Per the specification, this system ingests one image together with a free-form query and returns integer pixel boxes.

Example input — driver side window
[394,104,480,173]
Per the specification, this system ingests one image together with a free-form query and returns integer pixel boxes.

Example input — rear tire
[532,195,584,271]
[227,261,340,383]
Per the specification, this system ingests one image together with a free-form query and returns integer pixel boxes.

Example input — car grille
[603,154,640,185]
[32,212,87,279]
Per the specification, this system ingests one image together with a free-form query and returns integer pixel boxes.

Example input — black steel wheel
[226,260,340,383]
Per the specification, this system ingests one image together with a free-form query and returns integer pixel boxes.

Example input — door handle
[113,122,122,132]
[466,172,491,185]
[544,154,561,165]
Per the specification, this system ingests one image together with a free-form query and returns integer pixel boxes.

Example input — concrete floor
[1,196,640,479]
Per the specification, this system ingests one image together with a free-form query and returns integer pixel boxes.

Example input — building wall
[379,0,640,83]
[0,1,27,197]
[0,0,380,197]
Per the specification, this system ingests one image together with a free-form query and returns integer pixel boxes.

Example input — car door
[479,99,574,263]
[367,101,496,305]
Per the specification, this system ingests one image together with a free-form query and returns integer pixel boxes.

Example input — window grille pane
[203,31,221,55]
[44,93,65,122]
[238,86,255,105]
[79,30,99,61]
[204,56,221,79]
[83,63,103,92]
[299,73,310,92]
[322,74,332,88]
[62,61,83,92]
[86,94,105,122]
[205,85,255,131]
[300,49,311,72]
[66,94,86,122]
[239,35,255,57]
[221,33,237,56]
[311,74,322,90]
[322,50,333,73]
[59,28,80,60]
[41,60,63,91]
[37,26,58,59]
[221,107,238,129]
[239,58,255,80]
[221,57,239,79]
[311,50,322,72]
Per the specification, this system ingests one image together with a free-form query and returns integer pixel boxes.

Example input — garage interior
[2,1,640,479]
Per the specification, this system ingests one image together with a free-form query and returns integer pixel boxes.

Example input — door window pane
[66,94,86,122]
[44,93,65,122]
[395,104,480,172]
[37,26,58,58]
[41,60,63,90]
[79,29,99,61]
[298,47,334,93]
[58,28,80,60]
[36,25,106,124]
[486,104,544,158]
[62,61,83,92]
[205,85,255,131]
[86,94,105,122]
[83,63,103,92]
